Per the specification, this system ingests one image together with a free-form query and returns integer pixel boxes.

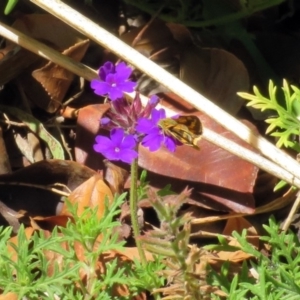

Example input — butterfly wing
[158,116,202,149]
[176,116,202,135]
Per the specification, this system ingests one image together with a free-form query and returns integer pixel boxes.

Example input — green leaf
[238,80,300,150]
[4,0,18,15]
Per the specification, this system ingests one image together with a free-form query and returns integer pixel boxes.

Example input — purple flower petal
[119,149,138,164]
[110,128,124,145]
[93,128,138,164]
[99,62,115,80]
[141,129,164,152]
[122,134,137,148]
[164,136,177,152]
[136,118,154,133]
[108,88,124,101]
[151,108,166,123]
[116,81,137,93]
[140,94,160,118]
[149,95,159,106]
[115,62,133,80]
[93,135,112,152]
[90,80,111,96]
[103,149,121,161]
[101,117,111,125]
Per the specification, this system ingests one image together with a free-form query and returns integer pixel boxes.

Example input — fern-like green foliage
[0,194,165,299]
[209,217,300,299]
[238,80,300,151]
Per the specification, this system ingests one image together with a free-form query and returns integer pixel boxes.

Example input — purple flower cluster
[92,61,178,164]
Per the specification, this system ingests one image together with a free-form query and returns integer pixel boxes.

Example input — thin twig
[0,181,70,197]
[0,119,26,127]
[282,192,300,232]
[191,187,297,225]
[0,21,97,81]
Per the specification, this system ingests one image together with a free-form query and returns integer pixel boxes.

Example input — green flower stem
[130,157,147,265]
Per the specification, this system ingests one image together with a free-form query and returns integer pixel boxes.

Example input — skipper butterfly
[158,115,202,149]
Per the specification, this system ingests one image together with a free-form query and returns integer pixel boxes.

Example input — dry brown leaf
[180,46,249,115]
[60,174,113,219]
[216,249,253,263]
[121,20,180,95]
[11,14,86,50]
[103,160,129,194]
[31,39,90,112]
[31,215,71,230]
[121,19,179,60]
[5,14,89,113]
[223,217,259,247]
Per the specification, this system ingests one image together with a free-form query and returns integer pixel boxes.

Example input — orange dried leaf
[60,174,113,219]
[0,292,19,300]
